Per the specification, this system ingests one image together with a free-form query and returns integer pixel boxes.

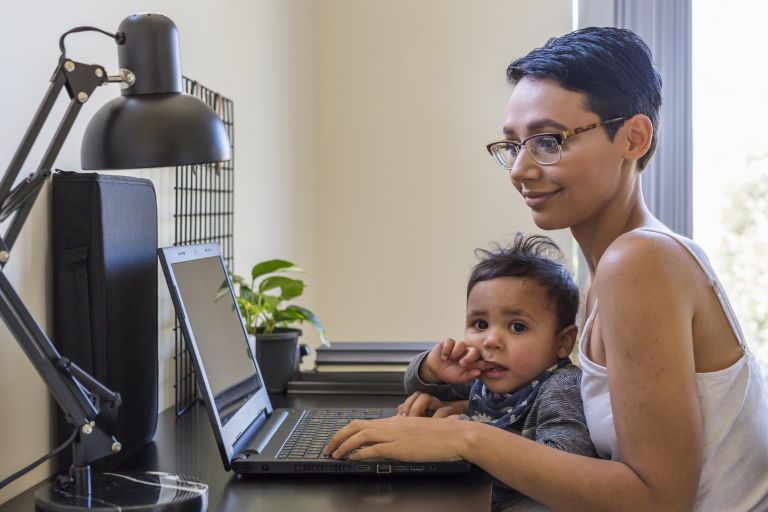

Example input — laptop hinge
[242,409,290,455]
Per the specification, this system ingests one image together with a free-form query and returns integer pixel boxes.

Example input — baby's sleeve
[526,365,596,457]
[403,351,472,400]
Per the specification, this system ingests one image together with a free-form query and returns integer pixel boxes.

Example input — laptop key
[277,409,386,459]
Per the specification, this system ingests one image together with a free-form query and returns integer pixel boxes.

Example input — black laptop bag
[52,171,158,471]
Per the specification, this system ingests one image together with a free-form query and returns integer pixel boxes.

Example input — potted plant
[228,259,329,392]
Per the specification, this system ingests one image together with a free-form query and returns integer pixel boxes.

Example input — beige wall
[0,0,572,504]
[0,0,316,503]
[312,1,573,345]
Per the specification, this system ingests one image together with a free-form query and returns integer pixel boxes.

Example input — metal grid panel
[174,77,235,415]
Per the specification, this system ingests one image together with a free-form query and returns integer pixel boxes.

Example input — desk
[0,394,491,511]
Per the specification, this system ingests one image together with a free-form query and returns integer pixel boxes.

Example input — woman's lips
[523,190,560,208]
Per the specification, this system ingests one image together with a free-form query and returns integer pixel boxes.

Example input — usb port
[355,464,371,471]
[376,464,392,474]
[410,464,425,471]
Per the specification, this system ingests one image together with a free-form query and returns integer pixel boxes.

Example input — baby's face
[464,276,568,394]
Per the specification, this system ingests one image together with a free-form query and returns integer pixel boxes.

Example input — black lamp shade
[82,93,231,169]
[81,13,231,170]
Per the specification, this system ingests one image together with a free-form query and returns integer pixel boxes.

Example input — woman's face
[502,78,630,231]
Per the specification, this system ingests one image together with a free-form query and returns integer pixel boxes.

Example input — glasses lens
[527,135,561,165]
[490,143,518,169]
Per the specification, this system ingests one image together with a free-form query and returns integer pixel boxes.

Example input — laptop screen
[171,255,262,425]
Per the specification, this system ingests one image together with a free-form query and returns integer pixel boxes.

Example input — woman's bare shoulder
[592,229,704,327]
[595,229,700,286]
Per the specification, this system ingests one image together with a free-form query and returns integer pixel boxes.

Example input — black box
[52,171,158,471]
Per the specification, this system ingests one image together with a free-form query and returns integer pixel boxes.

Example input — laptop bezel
[158,243,273,470]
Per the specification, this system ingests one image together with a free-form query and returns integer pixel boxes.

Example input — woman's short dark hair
[507,27,662,170]
[468,233,579,329]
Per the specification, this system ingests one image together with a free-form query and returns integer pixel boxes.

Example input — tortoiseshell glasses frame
[486,115,630,169]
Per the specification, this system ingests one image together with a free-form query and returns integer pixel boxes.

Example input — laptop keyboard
[277,409,383,460]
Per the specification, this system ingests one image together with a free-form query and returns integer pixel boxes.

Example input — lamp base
[34,471,207,511]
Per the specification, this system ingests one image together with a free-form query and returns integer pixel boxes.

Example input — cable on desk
[0,427,78,490]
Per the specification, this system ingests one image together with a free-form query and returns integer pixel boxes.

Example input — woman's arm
[590,232,702,506]
[327,233,703,511]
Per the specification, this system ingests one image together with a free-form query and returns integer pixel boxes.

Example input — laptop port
[394,464,409,472]
[410,464,425,471]
[355,464,371,472]
[376,464,392,474]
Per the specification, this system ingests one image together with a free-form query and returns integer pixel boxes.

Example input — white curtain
[578,0,692,237]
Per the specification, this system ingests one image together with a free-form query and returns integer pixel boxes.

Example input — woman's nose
[508,147,540,183]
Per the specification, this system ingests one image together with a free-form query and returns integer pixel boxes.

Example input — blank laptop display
[158,243,471,475]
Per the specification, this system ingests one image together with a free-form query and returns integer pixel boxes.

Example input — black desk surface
[0,394,491,511]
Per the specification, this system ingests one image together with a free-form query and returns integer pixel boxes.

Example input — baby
[401,233,595,510]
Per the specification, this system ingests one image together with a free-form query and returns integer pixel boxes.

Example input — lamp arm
[0,59,107,251]
[0,56,120,469]
[0,65,67,203]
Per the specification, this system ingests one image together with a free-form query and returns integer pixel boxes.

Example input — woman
[325,27,768,511]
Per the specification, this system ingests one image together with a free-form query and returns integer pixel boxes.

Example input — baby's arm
[526,366,596,457]
[402,340,477,416]
[418,337,488,384]
[404,338,482,397]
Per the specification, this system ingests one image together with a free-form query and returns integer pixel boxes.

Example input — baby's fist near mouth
[461,359,496,372]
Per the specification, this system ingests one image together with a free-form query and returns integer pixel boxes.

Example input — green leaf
[259,276,304,300]
[226,274,253,299]
[260,294,281,308]
[274,307,307,324]
[251,259,303,281]
[229,258,328,346]
[287,305,331,348]
[229,273,249,286]
[239,287,255,302]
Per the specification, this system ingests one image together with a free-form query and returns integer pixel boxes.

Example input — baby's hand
[419,337,487,384]
[397,392,469,418]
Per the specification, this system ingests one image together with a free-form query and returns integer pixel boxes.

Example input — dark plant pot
[252,328,303,393]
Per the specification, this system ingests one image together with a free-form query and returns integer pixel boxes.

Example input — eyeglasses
[486,116,630,169]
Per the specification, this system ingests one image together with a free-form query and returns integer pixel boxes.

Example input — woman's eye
[510,322,527,333]
[472,320,488,329]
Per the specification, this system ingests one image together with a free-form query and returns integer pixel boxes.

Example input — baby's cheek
[506,350,531,372]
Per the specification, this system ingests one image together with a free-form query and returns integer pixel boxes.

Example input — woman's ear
[556,325,578,358]
[622,114,653,164]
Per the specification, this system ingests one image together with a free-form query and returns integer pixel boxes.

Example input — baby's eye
[510,322,527,333]
[472,320,488,330]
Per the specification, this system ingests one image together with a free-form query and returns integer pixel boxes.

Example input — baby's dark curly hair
[468,233,579,329]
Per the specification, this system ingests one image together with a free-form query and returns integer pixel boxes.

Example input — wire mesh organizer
[174,76,235,415]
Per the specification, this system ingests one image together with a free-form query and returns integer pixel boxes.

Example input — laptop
[158,243,471,475]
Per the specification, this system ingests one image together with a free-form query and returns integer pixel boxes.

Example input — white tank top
[578,228,768,511]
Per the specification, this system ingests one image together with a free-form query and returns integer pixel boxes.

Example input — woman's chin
[531,213,570,231]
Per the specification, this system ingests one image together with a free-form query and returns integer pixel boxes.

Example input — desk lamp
[0,13,230,511]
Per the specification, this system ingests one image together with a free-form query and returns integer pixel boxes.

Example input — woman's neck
[571,175,661,275]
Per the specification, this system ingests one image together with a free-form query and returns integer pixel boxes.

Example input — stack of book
[314,341,432,372]
[288,341,432,395]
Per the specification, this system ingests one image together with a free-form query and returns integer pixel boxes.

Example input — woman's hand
[323,416,472,462]
[397,392,469,417]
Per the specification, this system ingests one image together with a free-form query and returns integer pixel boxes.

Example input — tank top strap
[578,300,600,362]
[633,227,748,351]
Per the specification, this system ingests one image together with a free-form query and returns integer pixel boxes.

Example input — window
[692,1,768,372]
